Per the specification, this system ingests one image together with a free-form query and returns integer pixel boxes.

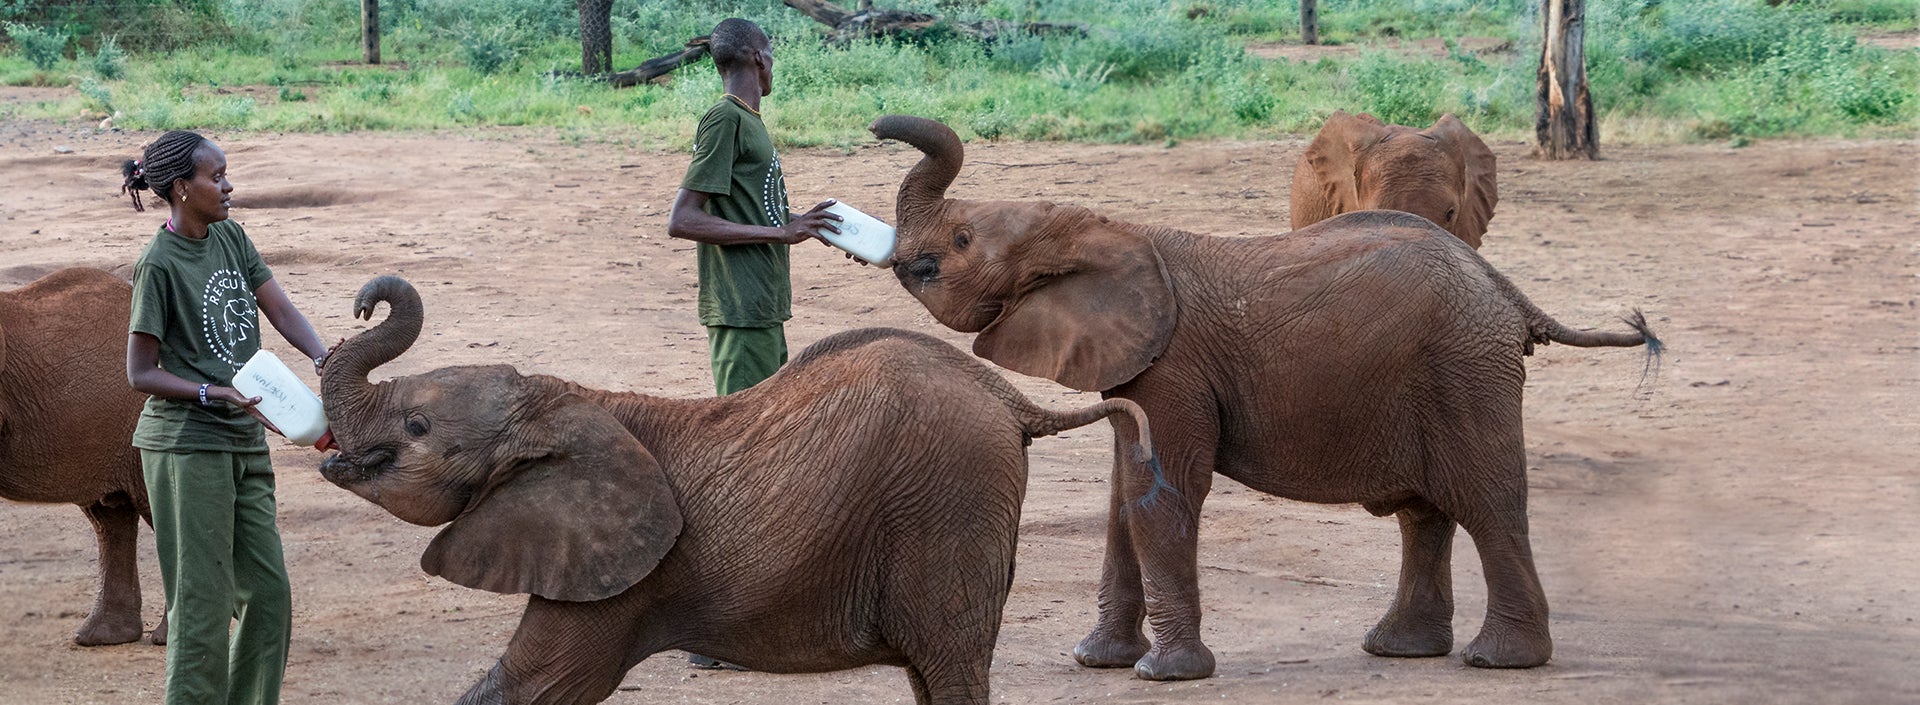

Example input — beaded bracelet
[198,383,210,406]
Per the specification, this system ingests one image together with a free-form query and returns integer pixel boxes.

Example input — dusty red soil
[1,104,1915,704]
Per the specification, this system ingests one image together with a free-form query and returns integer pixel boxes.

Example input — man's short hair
[711,18,768,73]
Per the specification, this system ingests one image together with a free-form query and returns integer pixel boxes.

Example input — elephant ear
[1291,111,1386,230]
[421,393,682,602]
[1424,113,1497,248]
[973,217,1176,392]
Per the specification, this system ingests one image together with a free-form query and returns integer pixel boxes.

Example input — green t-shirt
[680,97,792,328]
[128,219,274,453]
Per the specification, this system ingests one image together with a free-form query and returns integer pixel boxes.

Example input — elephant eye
[1444,207,1458,223]
[952,228,972,251]
[404,412,430,438]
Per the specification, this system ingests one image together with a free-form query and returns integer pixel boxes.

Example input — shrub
[457,23,520,75]
[1830,65,1909,120]
[5,21,69,70]
[1039,60,1113,93]
[77,77,112,113]
[90,34,125,79]
[447,88,479,122]
[1822,0,1918,25]
[1349,51,1442,125]
[1650,0,1798,72]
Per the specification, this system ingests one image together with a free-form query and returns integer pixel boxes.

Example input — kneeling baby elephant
[315,275,1157,705]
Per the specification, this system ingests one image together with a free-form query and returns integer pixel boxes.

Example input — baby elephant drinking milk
[314,275,1159,705]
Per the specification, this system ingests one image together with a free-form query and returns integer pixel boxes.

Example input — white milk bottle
[230,349,332,449]
[817,201,896,266]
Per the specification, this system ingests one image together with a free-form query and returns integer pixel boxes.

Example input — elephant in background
[1290,110,1498,248]
[1,267,165,645]
[315,276,1157,705]
[867,115,1658,680]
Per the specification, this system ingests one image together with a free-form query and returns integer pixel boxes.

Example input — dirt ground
[1,102,1916,704]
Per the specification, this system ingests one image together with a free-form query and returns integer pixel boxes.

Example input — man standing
[669,17,840,397]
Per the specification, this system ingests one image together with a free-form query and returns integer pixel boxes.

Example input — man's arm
[668,189,841,246]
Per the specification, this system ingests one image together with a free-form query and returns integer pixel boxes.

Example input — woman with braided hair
[120,130,331,705]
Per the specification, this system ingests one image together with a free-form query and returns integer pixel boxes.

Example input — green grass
[0,0,1912,147]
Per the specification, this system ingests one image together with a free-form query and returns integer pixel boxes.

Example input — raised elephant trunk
[322,275,422,424]
[867,115,963,224]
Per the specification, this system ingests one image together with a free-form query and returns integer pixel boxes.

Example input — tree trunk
[1535,0,1597,159]
[361,0,380,65]
[578,0,614,75]
[1300,0,1318,46]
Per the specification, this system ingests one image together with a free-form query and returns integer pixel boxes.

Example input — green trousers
[707,324,788,395]
[142,450,290,705]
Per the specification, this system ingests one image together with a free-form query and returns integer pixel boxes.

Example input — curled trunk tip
[323,275,424,425]
[869,114,963,224]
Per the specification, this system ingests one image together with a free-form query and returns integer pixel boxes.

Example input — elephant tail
[1479,256,1664,382]
[1022,398,1178,508]
[1024,398,1152,462]
[1532,308,1663,352]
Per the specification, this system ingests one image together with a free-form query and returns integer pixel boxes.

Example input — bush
[1829,66,1909,120]
[1646,0,1798,72]
[1349,51,1443,125]
[90,34,125,79]
[1039,60,1113,93]
[1822,0,1919,25]
[457,23,521,75]
[77,77,112,113]
[1068,22,1213,80]
[5,21,69,70]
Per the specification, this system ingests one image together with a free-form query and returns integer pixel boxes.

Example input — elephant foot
[148,614,169,646]
[1133,641,1215,681]
[1462,622,1551,668]
[1073,628,1149,668]
[1363,614,1452,658]
[74,610,144,646]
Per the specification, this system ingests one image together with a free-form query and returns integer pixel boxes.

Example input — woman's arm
[255,278,329,374]
[126,332,278,432]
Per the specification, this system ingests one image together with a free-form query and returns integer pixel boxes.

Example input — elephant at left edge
[314,275,1162,705]
[1,267,166,645]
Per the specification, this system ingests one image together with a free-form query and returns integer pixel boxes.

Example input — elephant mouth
[319,446,394,487]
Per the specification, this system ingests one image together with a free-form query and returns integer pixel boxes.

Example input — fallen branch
[608,36,711,88]
[784,0,1085,45]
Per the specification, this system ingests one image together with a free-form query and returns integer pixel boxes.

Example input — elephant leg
[903,660,989,705]
[76,497,144,646]
[1122,415,1219,682]
[1363,499,1456,658]
[1072,440,1149,668]
[456,596,644,705]
[1446,490,1552,668]
[135,493,167,644]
